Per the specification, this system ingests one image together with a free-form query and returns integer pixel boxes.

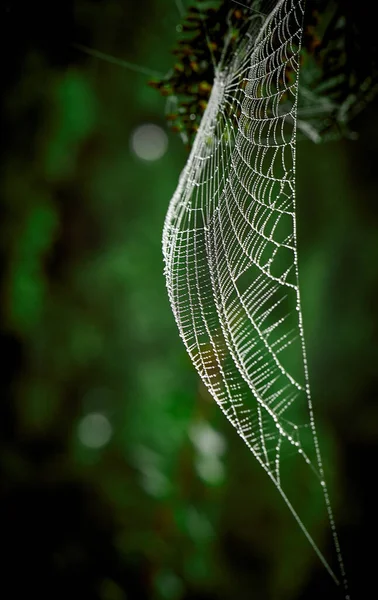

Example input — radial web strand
[162,0,349,595]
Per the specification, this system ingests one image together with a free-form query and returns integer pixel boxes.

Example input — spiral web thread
[163,0,349,594]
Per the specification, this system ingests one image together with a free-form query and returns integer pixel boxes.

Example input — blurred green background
[1,1,377,599]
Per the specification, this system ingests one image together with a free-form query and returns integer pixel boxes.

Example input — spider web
[163,0,349,594]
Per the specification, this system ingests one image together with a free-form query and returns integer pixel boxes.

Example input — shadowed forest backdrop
[1,1,377,599]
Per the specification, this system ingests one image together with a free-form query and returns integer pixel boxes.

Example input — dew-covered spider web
[163,0,349,595]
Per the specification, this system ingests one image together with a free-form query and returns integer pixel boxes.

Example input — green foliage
[150,0,378,146]
[149,0,252,148]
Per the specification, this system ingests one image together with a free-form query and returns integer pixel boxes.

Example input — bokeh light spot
[130,123,168,161]
[78,412,112,449]
[155,569,183,600]
[195,456,225,485]
[189,421,226,456]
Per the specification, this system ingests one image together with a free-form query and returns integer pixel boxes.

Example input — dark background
[1,1,377,598]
